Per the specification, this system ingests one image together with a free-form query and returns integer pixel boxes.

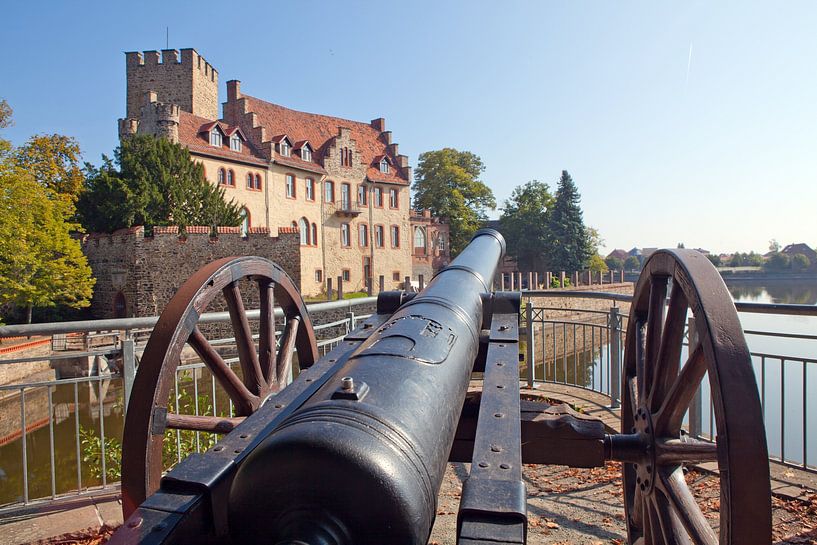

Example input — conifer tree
[545,170,592,272]
[78,134,241,232]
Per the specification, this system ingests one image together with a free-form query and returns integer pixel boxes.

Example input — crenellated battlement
[125,48,219,121]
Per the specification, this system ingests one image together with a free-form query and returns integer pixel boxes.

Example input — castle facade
[118,48,449,298]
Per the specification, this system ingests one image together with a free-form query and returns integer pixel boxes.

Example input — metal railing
[521,290,817,473]
[0,297,375,513]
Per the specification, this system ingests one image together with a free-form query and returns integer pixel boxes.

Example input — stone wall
[81,226,300,319]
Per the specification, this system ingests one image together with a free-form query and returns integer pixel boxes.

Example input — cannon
[110,229,772,545]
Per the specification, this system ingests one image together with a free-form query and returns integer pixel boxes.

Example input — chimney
[370,117,385,131]
[227,80,241,102]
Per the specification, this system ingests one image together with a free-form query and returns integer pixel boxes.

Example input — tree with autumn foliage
[0,100,94,323]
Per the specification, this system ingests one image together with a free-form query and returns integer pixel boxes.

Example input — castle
[114,47,449,305]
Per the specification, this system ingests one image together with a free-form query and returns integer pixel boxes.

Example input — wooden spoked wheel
[120,256,318,518]
[619,249,771,544]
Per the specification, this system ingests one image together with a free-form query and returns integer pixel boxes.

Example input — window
[302,147,311,162]
[286,174,295,198]
[414,227,426,249]
[342,269,351,282]
[390,225,399,248]
[340,147,353,167]
[375,225,384,248]
[358,223,369,247]
[393,271,401,282]
[230,135,241,152]
[315,269,323,282]
[341,223,350,247]
[373,187,383,207]
[255,174,262,190]
[218,168,226,185]
[280,140,290,156]
[298,218,309,245]
[210,129,222,147]
[437,234,445,251]
[389,188,398,208]
[341,183,351,209]
[357,184,368,206]
[380,158,389,174]
[239,208,249,237]
[325,180,335,203]
[246,173,254,189]
[226,169,235,186]
[305,178,315,201]
[311,223,318,246]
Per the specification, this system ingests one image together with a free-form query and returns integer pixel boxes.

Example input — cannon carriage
[110,229,771,545]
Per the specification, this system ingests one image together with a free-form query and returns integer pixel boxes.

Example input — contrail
[685,42,693,91]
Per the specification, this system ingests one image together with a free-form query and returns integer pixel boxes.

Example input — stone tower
[123,48,219,121]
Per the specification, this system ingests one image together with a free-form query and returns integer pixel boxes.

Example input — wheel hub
[633,405,656,495]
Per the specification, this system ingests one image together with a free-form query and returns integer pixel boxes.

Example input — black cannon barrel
[228,229,506,545]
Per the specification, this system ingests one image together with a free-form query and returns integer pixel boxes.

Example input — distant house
[606,249,629,262]
[781,243,817,269]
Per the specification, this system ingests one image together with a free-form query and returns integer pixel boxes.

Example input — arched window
[227,169,235,186]
[246,173,253,189]
[414,227,426,249]
[239,208,250,237]
[311,223,318,246]
[218,168,226,185]
[299,217,309,245]
[255,174,262,190]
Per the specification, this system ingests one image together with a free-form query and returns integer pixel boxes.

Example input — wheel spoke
[258,280,276,385]
[275,316,301,390]
[636,320,647,401]
[654,344,706,436]
[224,281,266,394]
[656,438,718,465]
[189,327,258,415]
[166,413,245,434]
[627,375,640,427]
[631,476,644,527]
[645,276,669,400]
[652,492,692,545]
[649,284,688,413]
[657,467,717,545]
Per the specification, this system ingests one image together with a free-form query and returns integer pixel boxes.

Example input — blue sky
[2,1,815,254]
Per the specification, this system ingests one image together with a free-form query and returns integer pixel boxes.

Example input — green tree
[705,254,722,267]
[412,148,495,255]
[78,134,241,232]
[544,171,592,272]
[624,256,641,271]
[745,252,763,267]
[791,253,811,271]
[764,252,790,271]
[0,168,94,323]
[0,100,13,168]
[729,253,745,267]
[605,256,624,270]
[588,254,608,273]
[769,239,781,253]
[499,180,554,270]
[15,134,85,204]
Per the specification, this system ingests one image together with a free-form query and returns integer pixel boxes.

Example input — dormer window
[210,129,222,147]
[280,141,290,157]
[302,147,311,162]
[230,135,241,152]
[379,158,389,174]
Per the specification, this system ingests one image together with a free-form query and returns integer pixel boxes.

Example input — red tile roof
[273,153,327,175]
[178,111,268,167]
[239,96,409,185]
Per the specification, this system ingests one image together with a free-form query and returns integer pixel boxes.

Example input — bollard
[418,274,425,291]
[378,275,384,293]
[327,278,333,300]
[337,276,344,300]
[560,271,565,288]
[404,275,411,292]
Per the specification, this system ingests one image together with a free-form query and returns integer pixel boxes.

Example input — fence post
[688,317,702,438]
[346,311,356,334]
[609,307,621,409]
[327,278,333,300]
[418,274,425,291]
[378,275,384,293]
[337,276,343,300]
[560,271,565,288]
[122,332,136,413]
[526,300,534,388]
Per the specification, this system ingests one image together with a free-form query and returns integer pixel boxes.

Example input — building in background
[117,48,432,296]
